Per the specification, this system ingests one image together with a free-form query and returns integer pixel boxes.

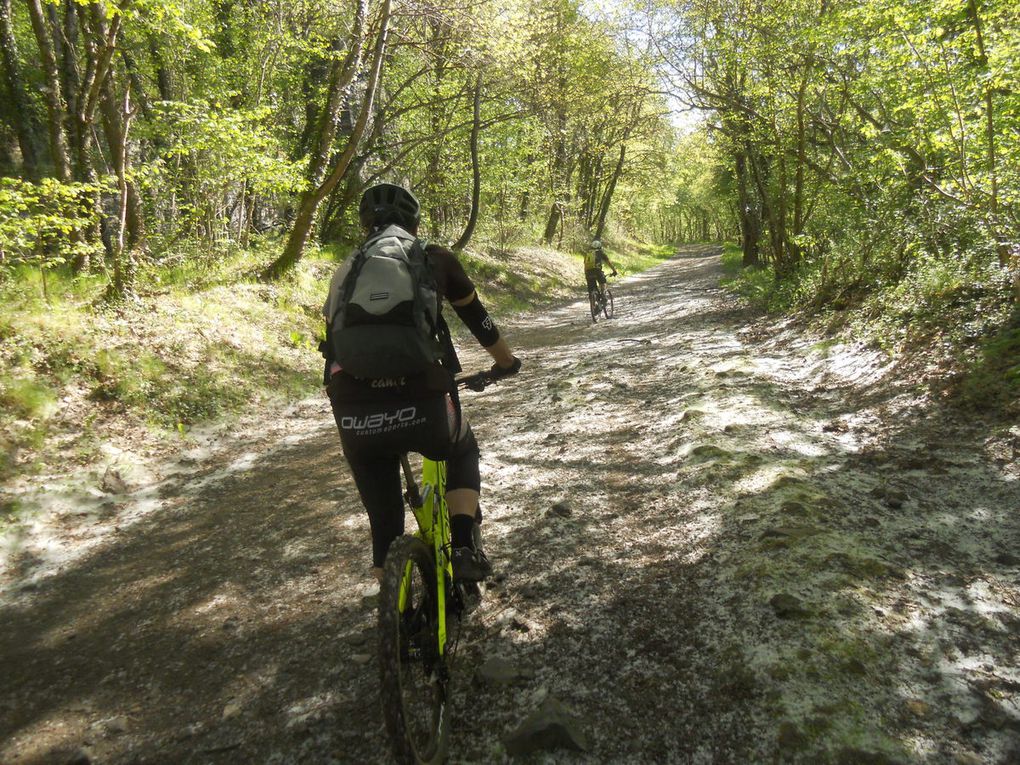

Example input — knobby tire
[589,289,601,323]
[378,535,449,764]
[603,287,614,319]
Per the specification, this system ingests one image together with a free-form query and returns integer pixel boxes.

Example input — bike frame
[589,280,608,319]
[380,371,498,762]
[400,456,452,656]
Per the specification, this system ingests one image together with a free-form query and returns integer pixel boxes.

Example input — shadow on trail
[448,249,1020,762]
[2,246,1017,764]
[0,424,402,764]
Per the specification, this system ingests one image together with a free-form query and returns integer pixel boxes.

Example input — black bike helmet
[358,183,421,232]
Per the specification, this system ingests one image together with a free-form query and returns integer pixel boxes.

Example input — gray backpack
[326,225,443,378]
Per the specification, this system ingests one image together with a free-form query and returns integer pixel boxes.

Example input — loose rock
[769,593,808,619]
[100,467,130,495]
[776,720,807,750]
[503,696,589,756]
[550,501,573,518]
[104,716,129,736]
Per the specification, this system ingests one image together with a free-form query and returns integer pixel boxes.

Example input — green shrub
[960,312,1020,411]
[0,177,110,275]
[0,375,57,420]
[720,243,743,276]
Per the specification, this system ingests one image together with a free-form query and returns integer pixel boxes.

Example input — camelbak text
[370,377,406,388]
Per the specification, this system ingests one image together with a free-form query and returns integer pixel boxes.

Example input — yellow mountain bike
[377,371,495,764]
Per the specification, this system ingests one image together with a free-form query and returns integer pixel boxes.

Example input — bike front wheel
[603,287,614,319]
[378,535,449,764]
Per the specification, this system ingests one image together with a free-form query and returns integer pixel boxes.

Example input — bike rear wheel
[603,287,614,319]
[589,289,601,322]
[379,535,449,764]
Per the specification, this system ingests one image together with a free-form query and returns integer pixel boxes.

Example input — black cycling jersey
[324,236,492,569]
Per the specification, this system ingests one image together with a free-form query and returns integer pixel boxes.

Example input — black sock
[451,514,476,549]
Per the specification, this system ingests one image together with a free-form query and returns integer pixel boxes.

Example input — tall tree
[0,0,40,176]
[262,0,390,280]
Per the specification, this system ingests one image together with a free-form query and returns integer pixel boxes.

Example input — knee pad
[446,424,481,493]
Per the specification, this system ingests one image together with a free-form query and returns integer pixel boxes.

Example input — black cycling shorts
[328,381,482,567]
[332,392,455,462]
[585,268,606,293]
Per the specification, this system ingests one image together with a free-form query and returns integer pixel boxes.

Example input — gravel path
[2,246,1018,764]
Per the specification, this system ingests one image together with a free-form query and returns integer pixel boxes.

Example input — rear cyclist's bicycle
[377,371,498,764]
[588,277,614,322]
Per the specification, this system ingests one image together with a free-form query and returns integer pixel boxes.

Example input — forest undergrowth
[720,244,1020,420]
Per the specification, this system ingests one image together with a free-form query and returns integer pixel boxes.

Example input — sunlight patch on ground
[0,401,333,606]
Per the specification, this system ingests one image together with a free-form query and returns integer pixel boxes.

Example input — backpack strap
[332,244,369,328]
[436,312,462,373]
[409,238,440,337]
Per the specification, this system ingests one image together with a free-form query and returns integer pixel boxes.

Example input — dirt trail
[2,247,1018,764]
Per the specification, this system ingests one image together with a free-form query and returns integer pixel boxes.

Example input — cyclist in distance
[584,238,618,298]
[321,183,521,584]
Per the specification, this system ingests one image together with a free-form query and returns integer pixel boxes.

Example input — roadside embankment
[0,237,674,520]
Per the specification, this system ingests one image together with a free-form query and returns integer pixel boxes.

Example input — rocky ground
[1,246,1018,764]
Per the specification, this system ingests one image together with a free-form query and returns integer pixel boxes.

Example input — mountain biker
[584,238,618,297]
[321,183,521,584]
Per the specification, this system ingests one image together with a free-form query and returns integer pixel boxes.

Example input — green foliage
[0,375,57,420]
[663,0,1018,408]
[722,248,805,313]
[0,178,110,274]
[960,312,1020,411]
[720,243,743,277]
[622,130,730,244]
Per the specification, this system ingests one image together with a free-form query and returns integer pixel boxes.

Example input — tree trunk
[263,0,391,281]
[735,149,761,268]
[59,0,80,160]
[71,1,123,266]
[542,201,562,245]
[965,0,1009,268]
[108,85,136,297]
[148,33,172,101]
[542,108,569,245]
[452,73,483,252]
[793,68,808,241]
[593,143,626,239]
[0,0,40,176]
[25,0,71,181]
[306,0,368,187]
[0,127,12,171]
[100,72,145,254]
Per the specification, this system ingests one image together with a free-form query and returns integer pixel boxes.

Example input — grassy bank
[719,242,1020,415]
[1,236,676,493]
[0,246,329,491]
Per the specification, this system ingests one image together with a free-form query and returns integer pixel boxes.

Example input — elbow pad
[453,294,501,347]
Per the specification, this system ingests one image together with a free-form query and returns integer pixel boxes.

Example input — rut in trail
[2,246,1018,764]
